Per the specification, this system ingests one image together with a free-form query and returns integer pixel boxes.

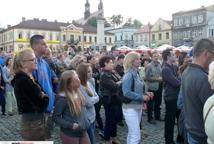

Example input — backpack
[117,74,135,104]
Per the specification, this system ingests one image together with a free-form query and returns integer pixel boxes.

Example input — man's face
[206,50,214,70]
[33,39,47,55]
[152,53,159,63]
[168,51,176,63]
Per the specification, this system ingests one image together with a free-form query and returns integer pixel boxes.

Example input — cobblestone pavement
[0,109,177,144]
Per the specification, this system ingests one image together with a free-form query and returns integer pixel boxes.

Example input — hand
[143,92,154,101]
[72,123,79,130]
[116,81,121,85]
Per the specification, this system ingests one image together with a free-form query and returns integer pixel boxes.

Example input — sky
[0,0,214,28]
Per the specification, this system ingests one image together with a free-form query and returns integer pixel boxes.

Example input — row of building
[1,1,214,52]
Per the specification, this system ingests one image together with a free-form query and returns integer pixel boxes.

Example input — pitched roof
[134,24,151,34]
[2,19,113,35]
[173,4,214,16]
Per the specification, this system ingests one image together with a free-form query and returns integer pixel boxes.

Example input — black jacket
[99,70,120,105]
[11,71,49,113]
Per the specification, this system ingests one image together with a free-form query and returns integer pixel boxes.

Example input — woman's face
[87,66,93,79]
[69,72,80,91]
[104,60,114,71]
[22,52,37,73]
[133,56,142,68]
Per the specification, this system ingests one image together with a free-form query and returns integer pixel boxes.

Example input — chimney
[7,25,11,28]
[33,18,39,21]
[22,17,26,22]
[54,20,58,23]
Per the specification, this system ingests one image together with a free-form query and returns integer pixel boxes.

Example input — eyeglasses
[23,58,36,62]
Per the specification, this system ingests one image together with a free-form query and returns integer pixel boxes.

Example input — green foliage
[87,17,97,28]
[110,14,123,26]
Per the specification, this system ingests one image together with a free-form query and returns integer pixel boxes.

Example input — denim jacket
[122,68,144,106]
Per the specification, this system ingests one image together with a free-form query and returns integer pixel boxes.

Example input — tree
[133,19,142,28]
[87,17,97,28]
[110,14,123,26]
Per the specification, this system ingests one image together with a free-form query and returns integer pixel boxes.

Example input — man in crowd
[162,49,181,144]
[182,39,214,144]
[145,50,163,124]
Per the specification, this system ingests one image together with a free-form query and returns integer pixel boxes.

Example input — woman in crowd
[203,61,214,144]
[3,57,16,116]
[99,56,121,144]
[53,70,90,144]
[122,52,153,144]
[77,63,99,144]
[11,48,49,140]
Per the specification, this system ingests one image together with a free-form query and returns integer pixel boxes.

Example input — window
[140,35,143,41]
[115,36,117,41]
[166,32,169,39]
[18,32,23,39]
[131,35,133,41]
[159,33,162,40]
[121,34,123,41]
[152,34,155,41]
[198,15,203,23]
[159,24,162,31]
[174,18,178,26]
[27,32,31,39]
[79,36,81,42]
[84,36,87,42]
[136,35,138,42]
[94,36,97,43]
[49,33,53,40]
[105,37,107,43]
[89,36,92,42]
[63,35,66,41]
[145,34,147,41]
[185,17,190,26]
[179,17,183,26]
[56,34,60,40]
[70,35,74,41]
[109,37,112,43]
[192,16,197,24]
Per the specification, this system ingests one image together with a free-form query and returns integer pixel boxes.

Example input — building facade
[133,23,152,47]
[106,27,138,48]
[172,5,214,47]
[150,18,172,47]
[0,18,114,52]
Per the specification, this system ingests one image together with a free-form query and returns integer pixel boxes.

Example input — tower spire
[98,0,104,18]
[84,0,90,20]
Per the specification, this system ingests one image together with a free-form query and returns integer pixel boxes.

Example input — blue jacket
[122,68,144,103]
[33,57,56,112]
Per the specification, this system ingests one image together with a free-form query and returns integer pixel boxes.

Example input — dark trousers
[103,98,120,141]
[165,99,180,144]
[117,103,123,123]
[94,97,103,130]
[147,87,162,121]
[0,90,5,115]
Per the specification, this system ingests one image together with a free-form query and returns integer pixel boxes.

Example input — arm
[100,73,118,92]
[162,67,180,87]
[145,65,162,82]
[80,86,94,108]
[88,82,99,104]
[53,97,73,128]
[2,67,11,83]
[122,73,143,101]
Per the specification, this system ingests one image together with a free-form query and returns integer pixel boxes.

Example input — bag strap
[131,74,135,91]
[204,104,214,122]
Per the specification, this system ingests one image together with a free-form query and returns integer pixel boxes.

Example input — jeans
[164,99,179,143]
[87,121,96,144]
[0,89,5,115]
[103,98,120,141]
[5,91,17,113]
[187,132,207,144]
[123,107,142,144]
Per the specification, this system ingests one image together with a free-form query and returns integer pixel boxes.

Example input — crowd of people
[0,34,214,144]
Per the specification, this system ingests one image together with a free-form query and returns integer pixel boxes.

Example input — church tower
[84,0,90,20]
[97,0,105,50]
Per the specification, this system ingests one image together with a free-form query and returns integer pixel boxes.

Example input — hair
[11,48,34,74]
[151,50,159,56]
[193,38,214,58]
[87,55,95,63]
[70,55,85,69]
[117,54,125,61]
[123,52,140,72]
[99,56,112,68]
[162,49,172,62]
[5,57,11,66]
[77,63,93,97]
[59,70,85,116]
[178,51,188,66]
[30,35,44,48]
